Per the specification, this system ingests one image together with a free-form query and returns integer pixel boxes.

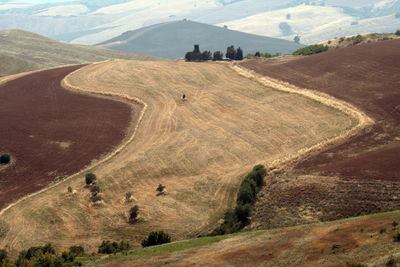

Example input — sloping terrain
[239,39,400,229]
[0,60,353,254]
[90,211,400,266]
[97,20,304,59]
[320,32,400,49]
[0,29,157,76]
[0,65,140,210]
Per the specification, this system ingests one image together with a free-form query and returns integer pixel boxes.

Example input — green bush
[213,51,223,61]
[393,232,400,242]
[395,29,400,36]
[98,240,130,254]
[0,249,7,265]
[69,245,84,256]
[293,44,328,56]
[129,205,139,224]
[141,231,171,247]
[85,173,96,185]
[0,154,10,164]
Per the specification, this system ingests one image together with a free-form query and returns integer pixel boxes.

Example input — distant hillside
[320,32,400,49]
[97,20,304,59]
[0,29,158,76]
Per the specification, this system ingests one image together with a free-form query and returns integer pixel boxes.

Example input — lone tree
[125,192,132,202]
[0,154,10,164]
[213,51,223,61]
[156,184,166,196]
[236,47,243,60]
[129,205,139,224]
[226,45,236,60]
[141,231,171,247]
[85,173,96,185]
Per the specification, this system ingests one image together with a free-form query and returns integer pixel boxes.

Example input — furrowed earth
[0,60,355,254]
[0,65,141,209]
[239,39,400,229]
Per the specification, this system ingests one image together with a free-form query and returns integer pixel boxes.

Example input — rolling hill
[0,29,158,76]
[96,20,304,59]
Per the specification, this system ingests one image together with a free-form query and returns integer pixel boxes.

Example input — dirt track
[240,39,400,227]
[0,66,138,209]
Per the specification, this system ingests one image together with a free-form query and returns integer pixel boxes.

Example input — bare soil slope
[0,66,139,209]
[0,60,353,254]
[240,39,400,228]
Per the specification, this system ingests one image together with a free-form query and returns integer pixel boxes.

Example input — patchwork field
[0,66,139,210]
[240,39,400,229]
[0,60,354,254]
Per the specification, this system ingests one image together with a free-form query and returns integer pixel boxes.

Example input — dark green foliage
[0,154,10,164]
[213,51,223,61]
[0,249,7,265]
[98,240,131,254]
[129,205,139,224]
[85,173,96,185]
[392,221,398,228]
[157,184,165,193]
[202,50,212,61]
[352,34,363,45]
[235,47,243,60]
[255,51,261,57]
[387,256,396,267]
[90,194,102,203]
[141,231,171,247]
[346,263,367,267]
[293,44,328,56]
[212,165,267,235]
[15,243,56,267]
[393,232,400,242]
[185,45,211,61]
[395,29,400,36]
[69,245,84,256]
[226,45,236,60]
[90,185,100,195]
[67,186,73,193]
[294,35,300,44]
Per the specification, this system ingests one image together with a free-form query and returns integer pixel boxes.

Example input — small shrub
[346,263,367,267]
[331,244,341,250]
[157,184,165,193]
[129,205,139,224]
[395,29,400,36]
[0,249,7,265]
[0,154,10,165]
[67,186,73,193]
[387,256,396,267]
[392,221,398,228]
[393,232,400,242]
[85,173,96,185]
[380,227,387,234]
[98,240,130,254]
[213,51,223,61]
[91,194,102,203]
[69,245,84,256]
[141,231,171,247]
[90,185,100,195]
[125,192,132,202]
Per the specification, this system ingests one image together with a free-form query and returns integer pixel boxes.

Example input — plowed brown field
[240,39,400,228]
[0,66,138,209]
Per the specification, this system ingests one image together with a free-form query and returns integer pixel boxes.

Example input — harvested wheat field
[92,211,400,267]
[0,66,140,211]
[0,60,355,254]
[239,39,400,229]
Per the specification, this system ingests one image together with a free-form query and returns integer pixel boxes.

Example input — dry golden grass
[96,211,400,266]
[0,60,355,254]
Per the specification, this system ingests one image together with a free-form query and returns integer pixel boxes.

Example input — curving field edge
[230,63,374,174]
[0,61,148,216]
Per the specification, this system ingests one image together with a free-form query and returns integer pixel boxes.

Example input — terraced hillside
[0,29,158,76]
[240,39,400,229]
[0,60,354,254]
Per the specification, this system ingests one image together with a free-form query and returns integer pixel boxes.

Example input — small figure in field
[156,184,166,196]
[182,93,186,101]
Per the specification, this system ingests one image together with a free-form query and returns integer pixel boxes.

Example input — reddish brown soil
[240,39,400,226]
[0,66,137,209]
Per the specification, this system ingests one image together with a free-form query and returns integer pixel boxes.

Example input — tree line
[185,45,243,61]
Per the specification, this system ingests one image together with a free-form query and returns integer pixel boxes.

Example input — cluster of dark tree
[141,231,171,247]
[396,29,400,36]
[245,52,281,59]
[0,153,10,164]
[185,45,243,61]
[292,44,328,56]
[0,243,85,266]
[85,173,102,203]
[211,165,267,235]
[98,240,130,254]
